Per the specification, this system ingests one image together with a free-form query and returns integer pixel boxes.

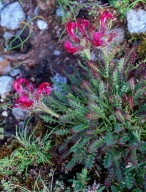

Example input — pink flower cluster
[64,10,116,53]
[13,78,52,110]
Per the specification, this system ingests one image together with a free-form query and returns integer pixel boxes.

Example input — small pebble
[3,31,13,41]
[37,19,48,30]
[2,111,8,117]
[54,50,61,56]
[10,69,21,77]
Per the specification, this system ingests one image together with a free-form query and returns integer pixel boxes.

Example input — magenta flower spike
[13,77,34,95]
[13,78,51,110]
[76,19,90,36]
[13,78,59,118]
[66,21,80,43]
[100,10,114,32]
[14,95,34,109]
[37,82,52,96]
[64,41,81,53]
[91,32,104,47]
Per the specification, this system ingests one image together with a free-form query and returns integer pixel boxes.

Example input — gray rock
[0,76,14,99]
[127,9,146,33]
[3,31,13,41]
[10,69,21,77]
[0,2,4,12]
[37,19,48,30]
[0,2,25,30]
[12,108,29,120]
[53,73,67,92]
[54,50,61,56]
[56,5,65,17]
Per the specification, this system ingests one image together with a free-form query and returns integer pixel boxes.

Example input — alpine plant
[64,10,117,59]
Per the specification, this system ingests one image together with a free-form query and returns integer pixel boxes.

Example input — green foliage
[109,0,146,18]
[0,127,4,140]
[57,0,102,25]
[69,168,90,191]
[42,45,146,191]
[0,122,51,176]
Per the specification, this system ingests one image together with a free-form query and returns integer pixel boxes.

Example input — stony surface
[0,76,14,99]
[127,9,146,33]
[0,2,25,30]
[37,19,48,30]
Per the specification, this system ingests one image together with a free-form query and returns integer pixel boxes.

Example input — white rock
[127,9,146,33]
[54,50,61,56]
[3,31,13,41]
[12,108,29,120]
[0,2,25,30]
[0,76,14,99]
[2,111,8,117]
[10,69,21,77]
[37,19,48,30]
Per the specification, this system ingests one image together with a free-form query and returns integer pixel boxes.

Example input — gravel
[0,2,25,30]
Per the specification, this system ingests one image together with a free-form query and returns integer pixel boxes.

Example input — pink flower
[64,19,90,53]
[13,77,34,95]
[37,82,52,96]
[66,21,80,43]
[90,32,104,47]
[100,10,114,32]
[64,41,82,53]
[13,78,52,110]
[15,95,34,109]
[76,19,90,36]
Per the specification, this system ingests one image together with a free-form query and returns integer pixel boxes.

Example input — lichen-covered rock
[127,9,146,33]
[0,2,25,30]
[0,76,13,99]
